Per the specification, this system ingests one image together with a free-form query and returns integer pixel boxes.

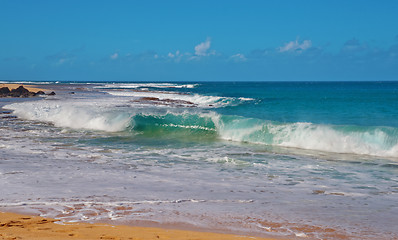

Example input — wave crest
[215,116,398,157]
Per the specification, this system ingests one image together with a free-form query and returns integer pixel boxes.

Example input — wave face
[215,115,398,157]
[5,99,398,158]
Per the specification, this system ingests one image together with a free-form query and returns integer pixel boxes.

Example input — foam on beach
[0,212,278,240]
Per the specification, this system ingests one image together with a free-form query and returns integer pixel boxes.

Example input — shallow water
[1,82,398,239]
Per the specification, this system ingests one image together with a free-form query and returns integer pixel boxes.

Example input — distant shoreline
[1,80,398,84]
[0,83,50,94]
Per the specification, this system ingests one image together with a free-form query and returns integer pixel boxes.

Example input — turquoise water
[68,81,398,157]
[1,81,398,239]
[207,81,398,127]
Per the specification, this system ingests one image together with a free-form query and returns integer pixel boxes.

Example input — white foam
[162,123,216,131]
[0,81,53,84]
[106,90,236,108]
[96,83,198,89]
[216,120,398,158]
[4,100,132,132]
[273,123,398,157]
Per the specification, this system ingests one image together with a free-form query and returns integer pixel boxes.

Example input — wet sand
[0,212,279,240]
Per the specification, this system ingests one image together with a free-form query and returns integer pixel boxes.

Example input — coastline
[0,83,50,94]
[0,211,279,240]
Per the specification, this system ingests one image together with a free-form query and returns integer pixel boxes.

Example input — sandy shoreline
[0,211,279,240]
[0,83,50,93]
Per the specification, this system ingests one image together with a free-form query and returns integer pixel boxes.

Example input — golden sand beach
[0,83,49,93]
[0,212,279,240]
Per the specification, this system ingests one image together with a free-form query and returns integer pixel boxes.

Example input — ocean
[1,81,397,239]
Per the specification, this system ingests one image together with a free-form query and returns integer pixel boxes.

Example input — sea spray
[5,100,132,132]
[215,116,398,158]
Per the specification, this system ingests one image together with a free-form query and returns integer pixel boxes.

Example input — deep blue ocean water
[1,81,397,239]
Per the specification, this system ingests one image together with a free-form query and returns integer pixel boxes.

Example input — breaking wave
[105,90,252,108]
[5,101,398,158]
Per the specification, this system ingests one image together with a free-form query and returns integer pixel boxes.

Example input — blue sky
[1,0,398,81]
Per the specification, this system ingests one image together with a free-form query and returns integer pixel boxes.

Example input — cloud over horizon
[110,53,119,60]
[279,39,312,53]
[3,35,397,82]
[194,38,214,56]
[45,52,76,65]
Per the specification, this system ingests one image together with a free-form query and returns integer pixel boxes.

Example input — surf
[5,98,398,158]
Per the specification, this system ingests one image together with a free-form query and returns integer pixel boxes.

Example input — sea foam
[5,100,132,132]
[96,83,198,89]
[215,117,398,158]
[105,90,244,108]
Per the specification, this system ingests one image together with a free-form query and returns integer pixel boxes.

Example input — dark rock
[140,97,160,101]
[0,85,50,98]
[1,115,17,119]
[0,87,11,95]
[130,97,196,107]
[312,190,325,195]
[9,86,35,97]
[162,98,195,105]
[12,86,29,93]
[48,91,56,96]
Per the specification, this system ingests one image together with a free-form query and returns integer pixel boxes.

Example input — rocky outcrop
[0,86,53,98]
[131,97,196,107]
[9,86,34,97]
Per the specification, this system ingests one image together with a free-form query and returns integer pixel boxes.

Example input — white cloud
[168,51,183,59]
[279,39,312,52]
[229,53,247,62]
[166,50,186,62]
[195,38,213,56]
[110,53,119,60]
[58,58,67,64]
[341,38,366,52]
[46,52,75,65]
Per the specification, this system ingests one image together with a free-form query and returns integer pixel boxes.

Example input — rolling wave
[215,115,398,157]
[5,100,398,158]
